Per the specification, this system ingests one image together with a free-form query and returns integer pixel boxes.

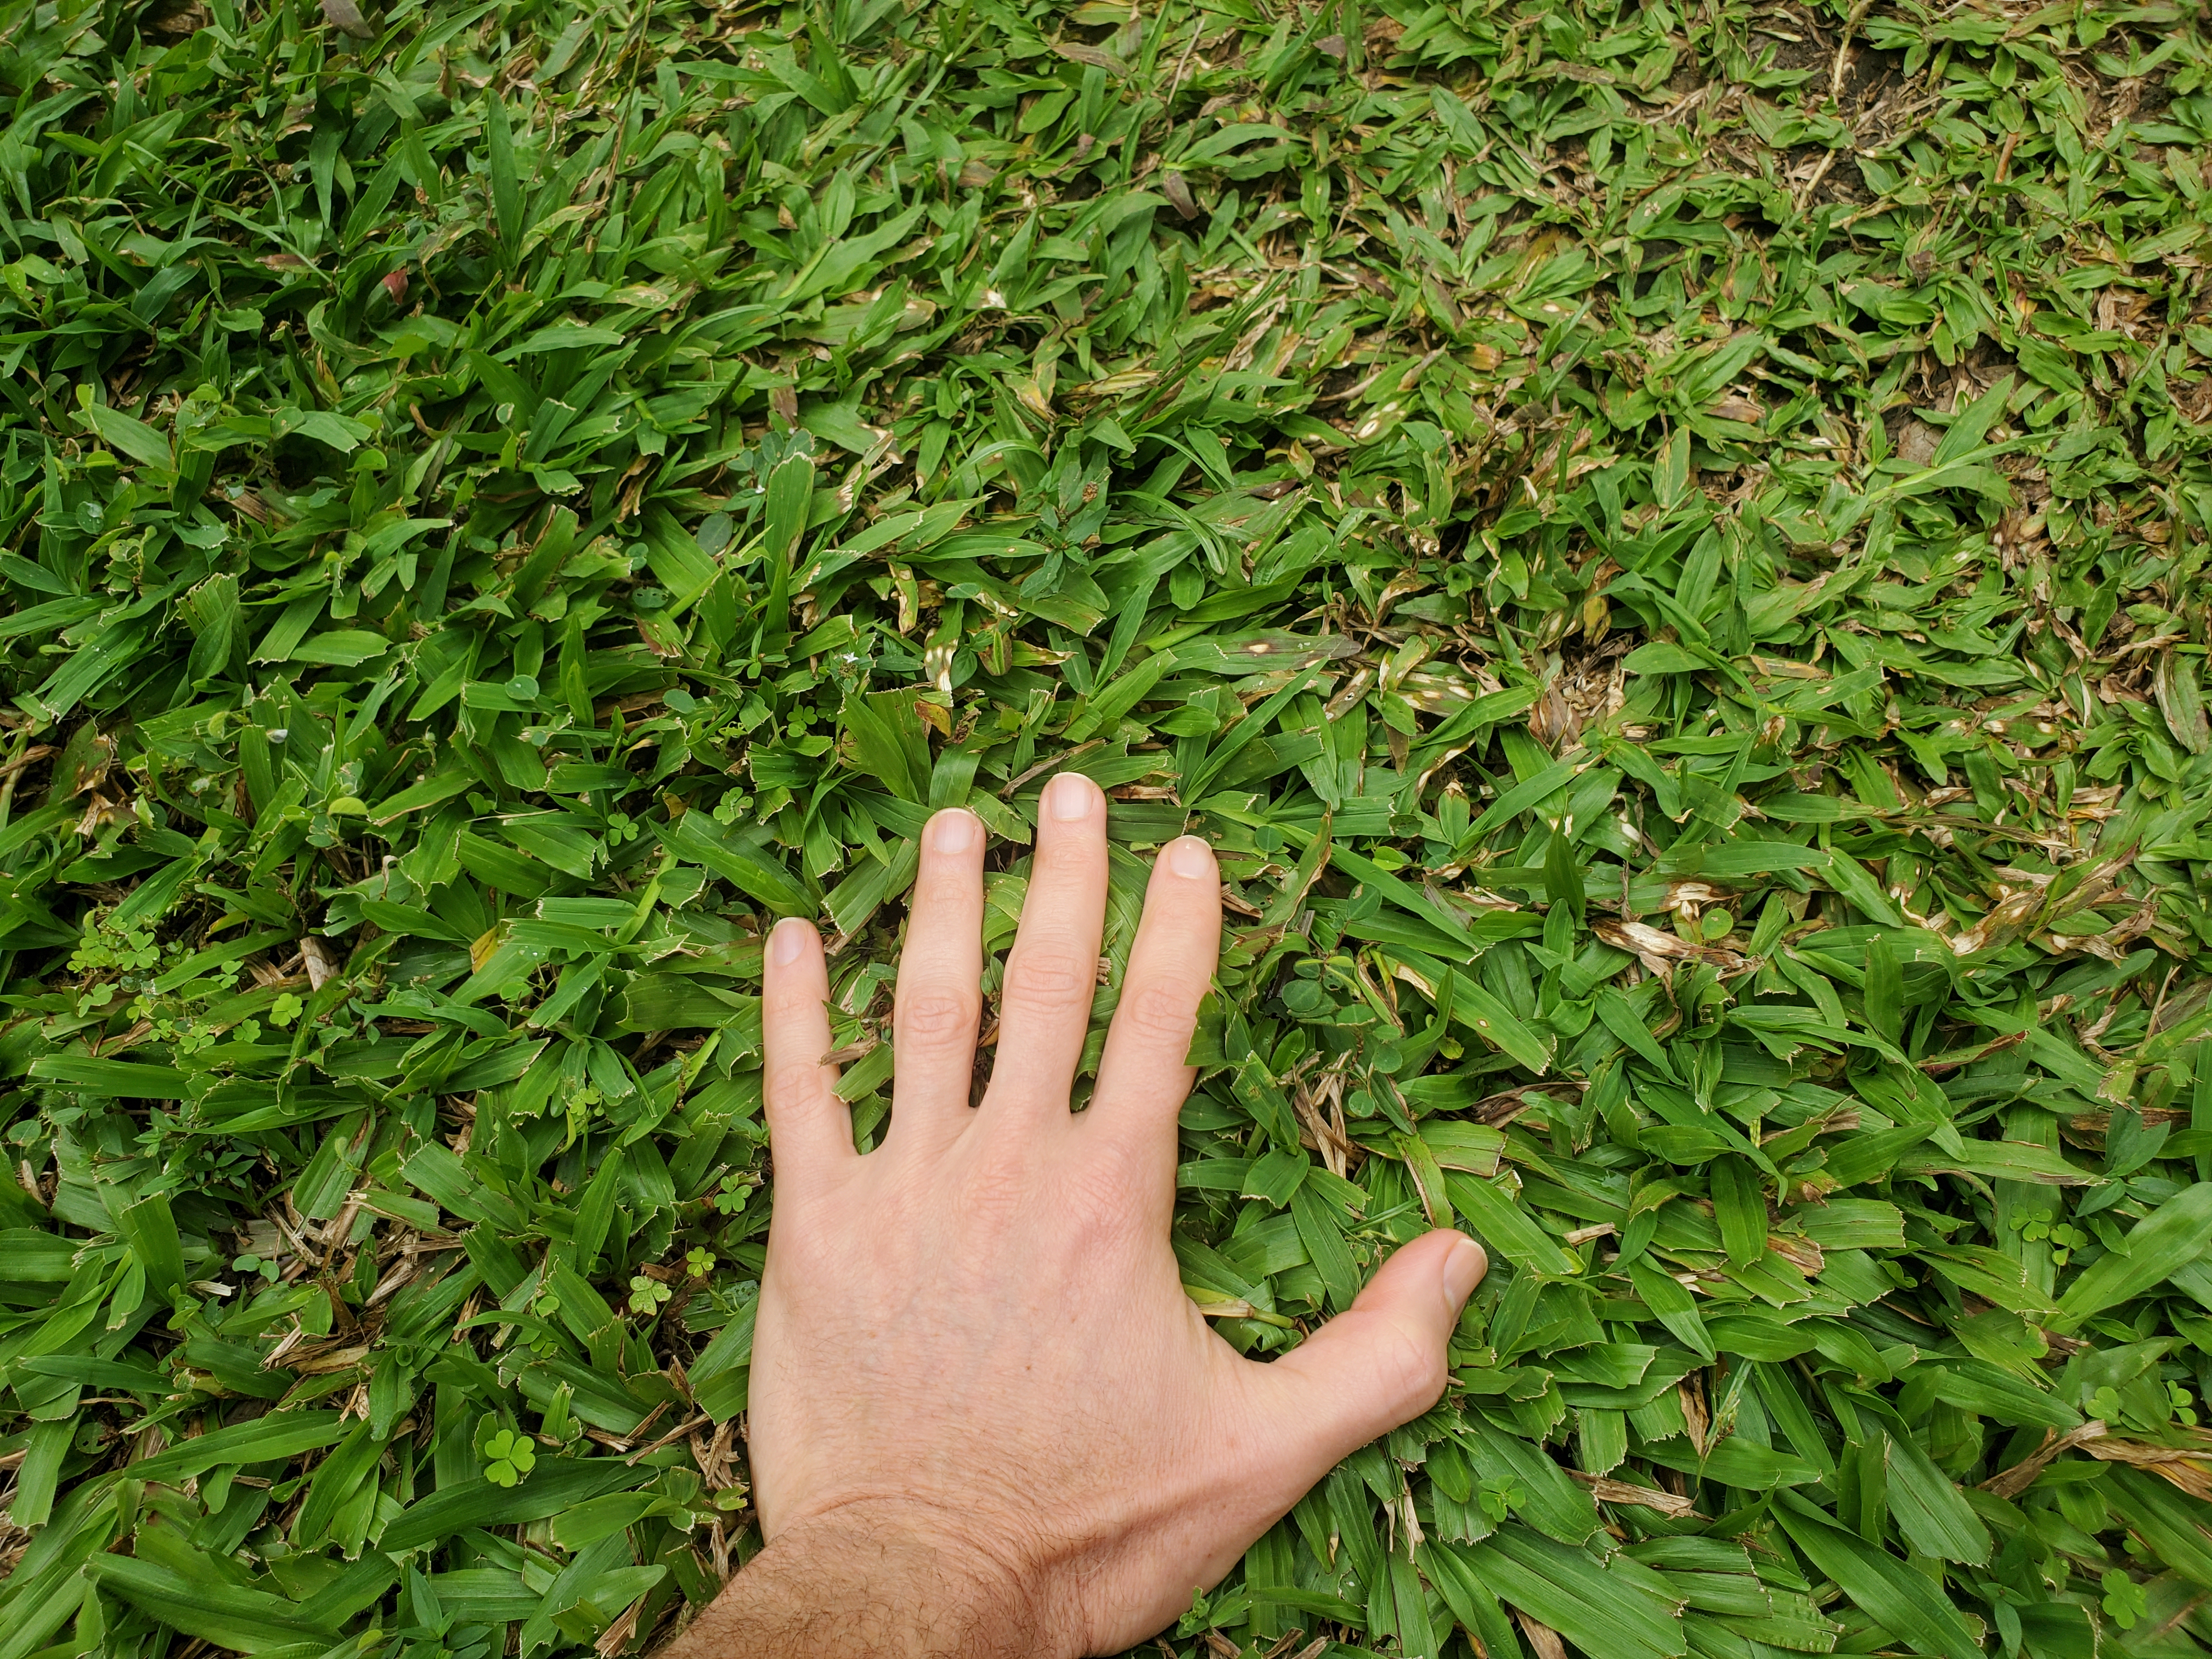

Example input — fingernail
[1167,836,1214,879]
[770,917,812,966]
[1442,1235,1487,1307]
[931,808,979,854]
[1046,772,1097,822]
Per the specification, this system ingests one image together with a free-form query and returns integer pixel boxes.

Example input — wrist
[665,1498,1055,1659]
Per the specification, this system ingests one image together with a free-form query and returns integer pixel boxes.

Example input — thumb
[1262,1229,1488,1469]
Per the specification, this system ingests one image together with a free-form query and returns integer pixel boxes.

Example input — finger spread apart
[1089,836,1221,1164]
[760,917,850,1182]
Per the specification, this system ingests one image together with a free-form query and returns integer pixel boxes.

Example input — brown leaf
[1664,881,1733,909]
[594,1595,650,1658]
[1894,417,1943,468]
[318,0,374,37]
[1983,1420,2108,1499]
[1052,41,1129,74]
[1594,917,1747,974]
[1466,1083,1583,1126]
[2081,1431,2212,1503]
[1949,887,2043,956]
[53,727,114,798]
[1680,1378,1709,1455]
[1567,1468,1700,1516]
[1516,1613,1569,1659]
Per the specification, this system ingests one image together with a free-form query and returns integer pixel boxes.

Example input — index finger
[760,916,851,1191]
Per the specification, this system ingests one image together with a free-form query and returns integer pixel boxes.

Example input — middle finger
[981,771,1108,1128]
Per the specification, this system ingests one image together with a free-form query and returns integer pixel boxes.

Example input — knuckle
[1002,943,1095,1009]
[1374,1323,1448,1412]
[898,989,978,1048]
[766,1060,830,1111]
[1118,983,1198,1049]
[765,981,825,1023]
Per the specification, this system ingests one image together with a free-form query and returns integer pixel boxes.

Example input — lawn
[3,0,2212,1654]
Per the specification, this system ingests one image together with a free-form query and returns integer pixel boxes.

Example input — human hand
[667,772,1487,1658]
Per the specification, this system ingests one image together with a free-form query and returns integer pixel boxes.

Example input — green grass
[3,0,2212,1654]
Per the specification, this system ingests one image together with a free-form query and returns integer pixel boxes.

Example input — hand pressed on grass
[664,772,1486,1659]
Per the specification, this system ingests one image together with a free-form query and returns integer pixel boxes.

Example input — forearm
[661,1506,1048,1659]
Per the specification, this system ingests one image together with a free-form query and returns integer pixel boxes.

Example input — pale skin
[662,771,1488,1659]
